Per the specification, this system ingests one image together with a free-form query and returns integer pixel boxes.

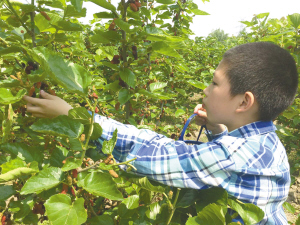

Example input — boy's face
[202,62,241,128]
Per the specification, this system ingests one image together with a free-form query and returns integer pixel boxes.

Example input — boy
[23,42,298,224]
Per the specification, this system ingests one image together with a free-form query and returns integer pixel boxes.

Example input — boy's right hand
[194,104,226,135]
[23,90,73,118]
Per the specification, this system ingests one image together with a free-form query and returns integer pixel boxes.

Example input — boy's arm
[94,114,235,189]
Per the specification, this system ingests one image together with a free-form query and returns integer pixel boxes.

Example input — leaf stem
[167,188,181,225]
[80,98,96,162]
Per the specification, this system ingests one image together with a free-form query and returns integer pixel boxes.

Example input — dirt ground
[285,177,300,223]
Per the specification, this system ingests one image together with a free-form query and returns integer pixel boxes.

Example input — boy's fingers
[196,110,207,117]
[194,104,206,114]
[40,90,56,99]
[27,104,43,113]
[32,113,46,118]
[194,104,202,113]
[23,95,43,105]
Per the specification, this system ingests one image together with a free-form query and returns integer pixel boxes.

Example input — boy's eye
[212,81,217,85]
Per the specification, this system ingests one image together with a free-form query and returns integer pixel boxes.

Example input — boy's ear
[236,91,256,113]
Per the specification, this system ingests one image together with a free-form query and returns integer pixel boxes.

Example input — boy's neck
[226,112,260,132]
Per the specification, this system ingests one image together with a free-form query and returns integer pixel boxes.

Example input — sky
[191,0,300,37]
[16,0,300,37]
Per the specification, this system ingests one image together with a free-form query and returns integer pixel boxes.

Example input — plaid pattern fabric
[94,114,290,225]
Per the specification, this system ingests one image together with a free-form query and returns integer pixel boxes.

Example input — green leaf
[195,188,228,212]
[0,78,20,88]
[77,172,123,200]
[94,12,114,18]
[176,189,201,208]
[175,88,187,96]
[1,143,43,164]
[152,42,181,58]
[149,82,167,92]
[89,123,103,140]
[41,0,65,9]
[146,202,161,220]
[89,0,116,11]
[0,167,38,182]
[156,0,174,4]
[10,195,33,220]
[102,129,118,155]
[30,115,84,138]
[27,46,92,95]
[64,5,86,18]
[186,203,226,225]
[56,21,83,31]
[0,185,16,201]
[141,7,151,20]
[138,89,175,100]
[296,215,300,225]
[228,198,264,225]
[70,0,83,12]
[275,124,294,136]
[191,9,210,15]
[91,31,121,44]
[50,146,69,167]
[127,176,165,193]
[256,12,269,19]
[62,157,82,171]
[122,195,139,209]
[114,18,131,32]
[155,203,172,224]
[120,68,136,88]
[0,88,26,105]
[187,80,206,90]
[1,158,26,174]
[0,46,23,56]
[118,88,132,105]
[45,194,87,225]
[175,109,185,118]
[68,107,92,124]
[35,12,61,32]
[88,214,114,225]
[288,13,300,28]
[20,167,63,195]
[283,201,295,214]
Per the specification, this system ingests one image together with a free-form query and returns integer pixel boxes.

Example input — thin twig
[5,0,32,35]
[84,195,98,217]
[77,161,100,173]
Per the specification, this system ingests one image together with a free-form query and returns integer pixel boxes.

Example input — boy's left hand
[23,90,73,118]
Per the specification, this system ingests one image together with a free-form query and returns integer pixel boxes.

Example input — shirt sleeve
[94,114,235,189]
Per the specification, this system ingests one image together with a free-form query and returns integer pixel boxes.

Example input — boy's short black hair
[222,42,298,121]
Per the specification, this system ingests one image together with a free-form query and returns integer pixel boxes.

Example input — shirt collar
[228,121,276,138]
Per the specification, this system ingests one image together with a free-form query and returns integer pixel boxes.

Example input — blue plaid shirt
[94,114,290,225]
